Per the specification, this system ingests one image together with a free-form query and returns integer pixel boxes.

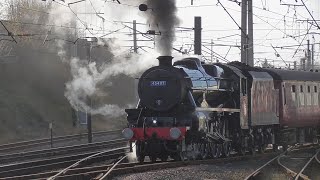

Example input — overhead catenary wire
[271,44,288,67]
[2,0,319,68]
[216,0,247,38]
[292,23,313,58]
[253,14,300,43]
[88,0,99,15]
[202,44,230,62]
[103,0,135,7]
[301,0,320,29]
[214,2,312,65]
[255,10,289,46]
[0,20,17,43]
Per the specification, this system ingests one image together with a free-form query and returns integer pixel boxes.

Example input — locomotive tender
[122,56,320,162]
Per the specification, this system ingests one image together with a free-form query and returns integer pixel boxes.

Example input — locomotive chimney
[157,56,173,66]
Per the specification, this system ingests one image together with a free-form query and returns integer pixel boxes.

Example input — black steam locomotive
[122,56,320,162]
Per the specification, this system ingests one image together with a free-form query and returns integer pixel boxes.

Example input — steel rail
[7,161,150,180]
[0,151,126,178]
[0,139,126,177]
[0,129,121,148]
[315,152,320,164]
[0,129,121,153]
[245,154,283,179]
[0,152,127,180]
[294,149,320,180]
[2,160,167,180]
[47,146,129,180]
[0,164,114,180]
[276,155,309,179]
[36,154,270,180]
[244,145,317,180]
[0,138,126,164]
[244,147,292,180]
[0,141,127,178]
[98,155,128,180]
[47,155,260,180]
[107,152,280,179]
[6,149,278,179]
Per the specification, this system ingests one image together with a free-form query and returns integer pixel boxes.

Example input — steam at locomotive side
[122,55,320,162]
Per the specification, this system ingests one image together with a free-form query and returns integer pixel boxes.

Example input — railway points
[0,138,126,165]
[0,130,122,154]
[0,139,127,179]
[245,144,320,179]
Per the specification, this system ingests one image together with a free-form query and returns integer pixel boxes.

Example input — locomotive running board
[196,107,240,113]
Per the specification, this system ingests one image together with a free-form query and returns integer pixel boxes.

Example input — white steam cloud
[64,43,158,117]
[46,0,160,117]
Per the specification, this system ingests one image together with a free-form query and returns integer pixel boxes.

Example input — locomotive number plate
[150,81,167,87]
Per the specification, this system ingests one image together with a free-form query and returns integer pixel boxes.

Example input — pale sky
[2,0,320,68]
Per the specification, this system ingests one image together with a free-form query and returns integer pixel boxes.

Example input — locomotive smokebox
[157,56,173,67]
[138,55,191,111]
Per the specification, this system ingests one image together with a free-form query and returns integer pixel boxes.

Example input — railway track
[294,148,320,180]
[0,140,127,178]
[0,138,126,164]
[47,147,128,180]
[2,143,317,180]
[0,144,278,180]
[1,156,129,180]
[245,144,320,180]
[0,129,122,154]
[0,147,129,180]
[101,145,319,180]
[102,151,281,180]
[8,153,274,180]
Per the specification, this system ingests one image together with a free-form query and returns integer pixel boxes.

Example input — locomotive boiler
[123,56,320,162]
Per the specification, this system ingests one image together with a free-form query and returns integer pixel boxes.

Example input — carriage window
[313,86,319,106]
[283,85,286,105]
[241,78,246,95]
[291,85,296,104]
[299,85,305,106]
[306,86,311,105]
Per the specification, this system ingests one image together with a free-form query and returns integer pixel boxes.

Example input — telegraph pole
[247,0,254,67]
[241,0,248,65]
[301,57,306,70]
[194,16,202,55]
[86,41,92,144]
[133,20,138,53]
[133,20,138,102]
[312,43,314,70]
[307,40,311,70]
[87,108,92,143]
[240,0,254,66]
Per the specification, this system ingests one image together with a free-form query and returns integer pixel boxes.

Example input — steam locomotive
[122,56,320,162]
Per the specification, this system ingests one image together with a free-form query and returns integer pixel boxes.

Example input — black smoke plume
[145,0,180,55]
